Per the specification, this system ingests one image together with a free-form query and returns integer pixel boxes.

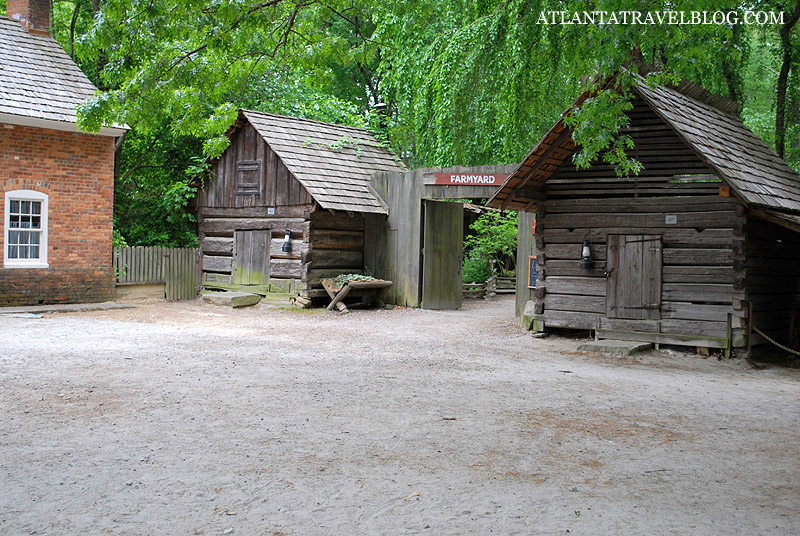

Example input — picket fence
[113,246,200,301]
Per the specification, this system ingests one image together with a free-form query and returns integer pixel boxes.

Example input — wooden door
[233,229,270,285]
[606,234,662,320]
[420,200,463,310]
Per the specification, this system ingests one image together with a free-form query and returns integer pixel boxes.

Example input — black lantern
[281,229,292,253]
[580,239,593,270]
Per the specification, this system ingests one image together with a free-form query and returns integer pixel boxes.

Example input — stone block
[202,291,261,308]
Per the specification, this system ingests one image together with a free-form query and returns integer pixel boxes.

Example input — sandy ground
[1,295,799,535]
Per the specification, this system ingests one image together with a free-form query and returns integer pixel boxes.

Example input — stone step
[202,291,261,308]
[577,340,653,357]
[260,293,295,305]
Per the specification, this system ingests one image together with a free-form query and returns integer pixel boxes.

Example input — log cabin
[196,110,403,301]
[488,72,800,357]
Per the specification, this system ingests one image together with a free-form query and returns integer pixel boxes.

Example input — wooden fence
[495,276,516,294]
[463,275,517,299]
[462,282,487,299]
[113,246,201,301]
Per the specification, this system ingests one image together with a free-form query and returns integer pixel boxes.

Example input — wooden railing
[495,276,516,294]
[113,246,200,301]
[463,275,517,299]
[462,282,487,299]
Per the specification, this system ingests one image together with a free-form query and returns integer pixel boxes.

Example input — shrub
[462,255,492,284]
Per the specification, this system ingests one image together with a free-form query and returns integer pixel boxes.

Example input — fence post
[486,275,497,299]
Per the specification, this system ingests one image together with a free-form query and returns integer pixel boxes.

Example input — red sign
[434,173,509,186]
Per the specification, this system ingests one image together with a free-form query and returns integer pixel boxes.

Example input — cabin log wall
[302,210,367,297]
[534,195,747,349]
[198,205,312,286]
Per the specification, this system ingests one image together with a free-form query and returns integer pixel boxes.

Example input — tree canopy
[2,0,798,246]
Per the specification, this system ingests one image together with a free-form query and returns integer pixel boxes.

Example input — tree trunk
[69,0,82,60]
[775,2,800,159]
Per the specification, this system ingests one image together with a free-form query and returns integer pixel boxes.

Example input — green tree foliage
[375,0,766,173]
[45,0,376,246]
[464,209,518,275]
[8,0,797,245]
[114,129,203,247]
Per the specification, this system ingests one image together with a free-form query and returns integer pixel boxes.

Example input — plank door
[420,200,463,310]
[606,234,662,320]
[233,229,270,285]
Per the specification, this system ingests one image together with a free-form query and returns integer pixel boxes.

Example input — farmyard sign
[431,172,509,186]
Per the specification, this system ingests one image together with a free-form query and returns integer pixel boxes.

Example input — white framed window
[4,190,48,268]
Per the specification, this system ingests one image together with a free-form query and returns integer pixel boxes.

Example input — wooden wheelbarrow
[321,278,393,314]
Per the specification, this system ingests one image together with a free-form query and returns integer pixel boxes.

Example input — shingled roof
[241,110,404,214]
[488,74,800,214]
[0,17,124,136]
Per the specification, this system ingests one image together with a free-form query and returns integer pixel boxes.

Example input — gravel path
[1,295,798,535]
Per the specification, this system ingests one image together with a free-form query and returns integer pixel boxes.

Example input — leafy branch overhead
[77,0,315,158]
[35,0,800,247]
[72,0,800,171]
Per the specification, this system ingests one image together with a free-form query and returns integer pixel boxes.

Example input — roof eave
[0,113,128,137]
[487,76,615,211]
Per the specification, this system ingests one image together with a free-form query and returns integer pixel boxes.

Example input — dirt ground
[1,294,799,535]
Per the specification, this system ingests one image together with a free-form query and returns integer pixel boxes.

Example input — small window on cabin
[236,160,262,195]
[4,190,49,268]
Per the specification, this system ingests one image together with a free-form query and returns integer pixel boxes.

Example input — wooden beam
[750,207,800,235]
[501,128,571,210]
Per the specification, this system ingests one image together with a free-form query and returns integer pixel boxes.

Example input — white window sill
[3,261,49,269]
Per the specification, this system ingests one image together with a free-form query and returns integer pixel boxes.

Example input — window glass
[5,194,46,265]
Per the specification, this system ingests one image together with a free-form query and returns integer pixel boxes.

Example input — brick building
[0,1,126,306]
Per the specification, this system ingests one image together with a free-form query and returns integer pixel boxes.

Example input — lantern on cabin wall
[282,229,292,253]
[580,239,593,270]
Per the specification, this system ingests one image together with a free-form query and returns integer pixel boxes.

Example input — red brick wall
[6,0,51,34]
[0,123,116,306]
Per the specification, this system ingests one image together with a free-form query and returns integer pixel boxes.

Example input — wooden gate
[606,235,662,320]
[113,246,200,300]
[420,200,463,310]
[233,229,270,285]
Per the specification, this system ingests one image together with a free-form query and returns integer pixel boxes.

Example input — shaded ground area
[1,295,799,535]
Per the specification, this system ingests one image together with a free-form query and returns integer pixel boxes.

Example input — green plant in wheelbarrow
[334,273,378,289]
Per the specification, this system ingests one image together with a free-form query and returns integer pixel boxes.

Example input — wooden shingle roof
[489,75,800,213]
[0,17,124,136]
[634,80,800,212]
[242,110,404,214]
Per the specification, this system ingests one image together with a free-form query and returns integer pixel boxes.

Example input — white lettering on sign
[450,174,497,184]
[433,172,509,186]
